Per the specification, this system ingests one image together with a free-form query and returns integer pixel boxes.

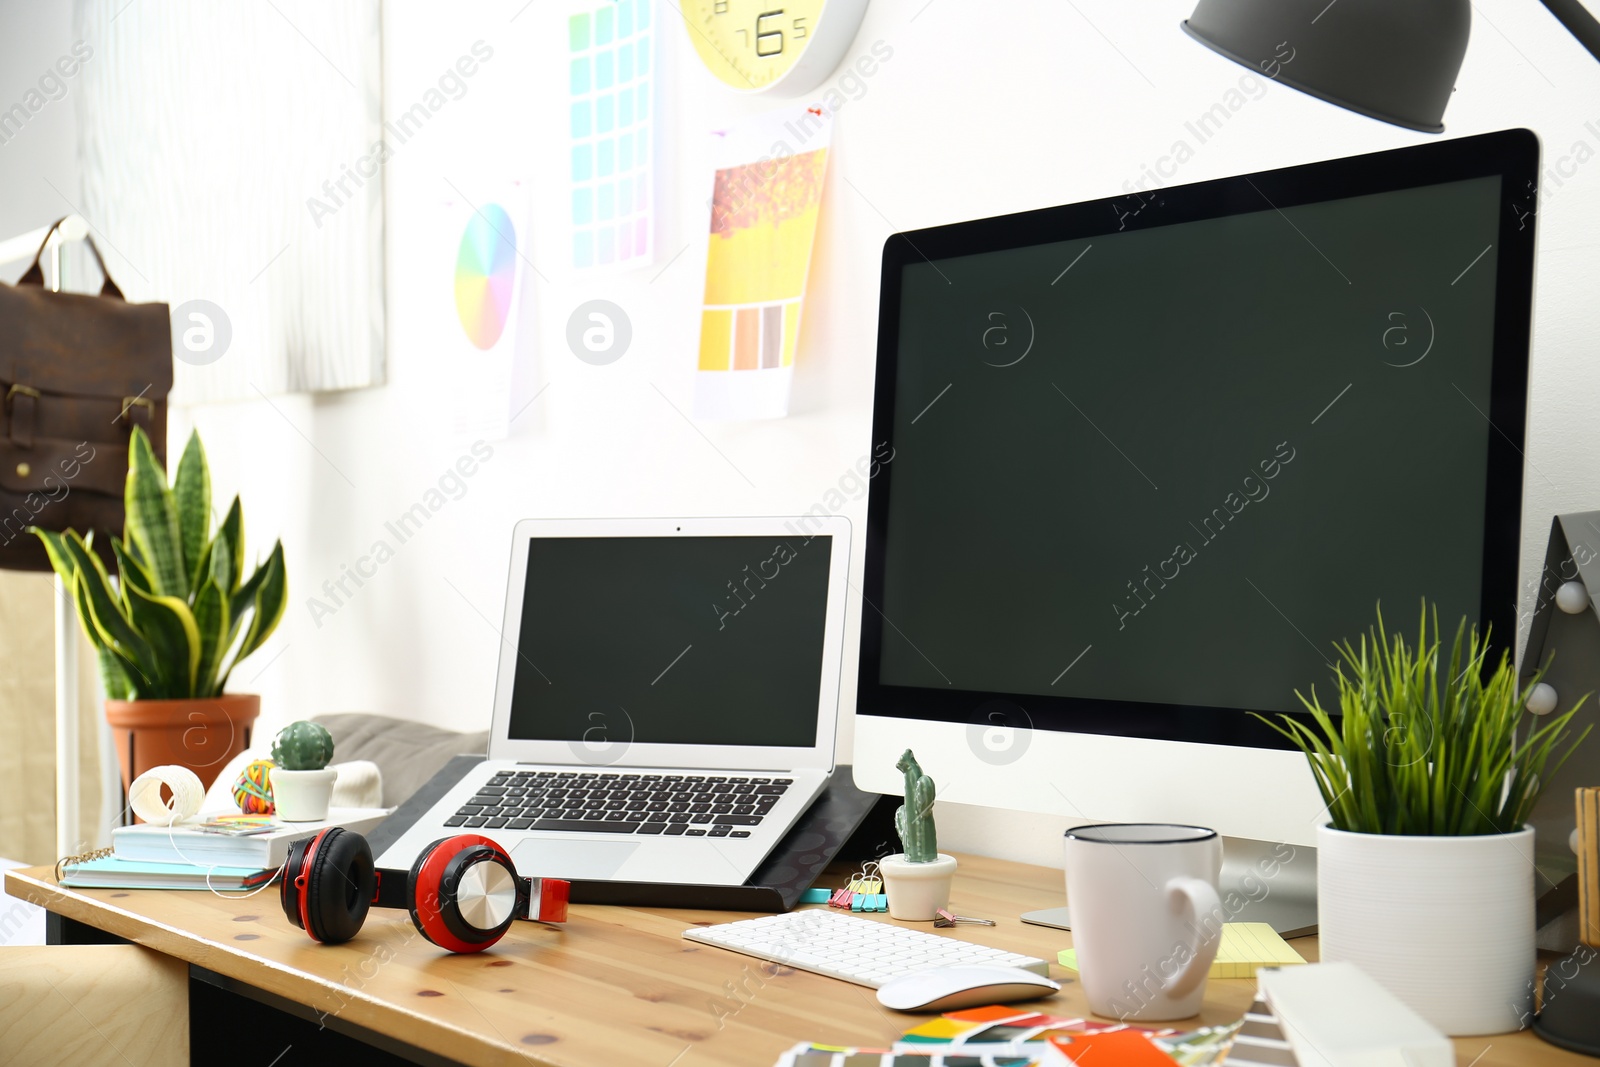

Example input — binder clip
[832,861,885,911]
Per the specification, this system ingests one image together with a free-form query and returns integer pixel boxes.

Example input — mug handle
[1164,876,1224,998]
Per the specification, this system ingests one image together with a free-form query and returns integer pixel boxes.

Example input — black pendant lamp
[1182,0,1471,133]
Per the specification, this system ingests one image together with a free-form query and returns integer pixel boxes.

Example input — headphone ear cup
[305,828,375,945]
[406,837,452,941]
[407,835,512,953]
[279,835,317,931]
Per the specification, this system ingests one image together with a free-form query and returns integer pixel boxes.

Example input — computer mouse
[875,964,1062,1012]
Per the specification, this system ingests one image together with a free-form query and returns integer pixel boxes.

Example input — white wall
[0,2,81,270]
[11,1,1600,867]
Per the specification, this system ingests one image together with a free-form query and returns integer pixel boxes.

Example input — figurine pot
[270,767,337,822]
[880,853,958,920]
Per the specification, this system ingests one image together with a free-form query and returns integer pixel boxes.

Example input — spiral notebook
[58,851,276,891]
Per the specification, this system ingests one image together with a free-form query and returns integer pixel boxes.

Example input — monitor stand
[1020,837,1319,938]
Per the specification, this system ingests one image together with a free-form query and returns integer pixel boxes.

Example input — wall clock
[681,0,869,95]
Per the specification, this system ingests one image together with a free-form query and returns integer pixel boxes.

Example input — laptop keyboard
[444,770,792,838]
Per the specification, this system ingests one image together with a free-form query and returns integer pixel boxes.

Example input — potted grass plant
[31,426,287,795]
[1257,604,1590,1036]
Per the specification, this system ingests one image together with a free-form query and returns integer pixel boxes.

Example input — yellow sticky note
[1057,923,1305,979]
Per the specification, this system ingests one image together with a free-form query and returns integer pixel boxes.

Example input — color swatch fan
[455,203,519,350]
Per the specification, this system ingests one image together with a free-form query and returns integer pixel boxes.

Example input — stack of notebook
[58,808,388,890]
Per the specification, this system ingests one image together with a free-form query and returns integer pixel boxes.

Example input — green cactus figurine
[893,749,938,863]
[271,720,335,771]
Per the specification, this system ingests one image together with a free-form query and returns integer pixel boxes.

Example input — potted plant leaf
[270,720,336,821]
[880,749,958,920]
[31,426,287,796]
[1257,604,1590,1036]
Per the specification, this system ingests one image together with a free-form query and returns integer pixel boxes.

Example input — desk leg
[46,910,129,946]
[189,967,458,1067]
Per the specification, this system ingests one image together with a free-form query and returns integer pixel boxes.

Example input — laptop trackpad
[513,839,639,880]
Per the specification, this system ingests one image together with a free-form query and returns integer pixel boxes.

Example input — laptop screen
[507,534,833,748]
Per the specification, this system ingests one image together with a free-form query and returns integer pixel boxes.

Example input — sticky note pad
[1057,922,1306,979]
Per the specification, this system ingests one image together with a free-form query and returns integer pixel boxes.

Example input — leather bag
[0,217,172,571]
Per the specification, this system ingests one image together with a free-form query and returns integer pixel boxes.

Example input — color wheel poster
[432,181,529,441]
[693,107,833,421]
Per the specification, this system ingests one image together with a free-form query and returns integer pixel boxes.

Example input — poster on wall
[428,180,531,441]
[566,0,658,272]
[693,106,834,421]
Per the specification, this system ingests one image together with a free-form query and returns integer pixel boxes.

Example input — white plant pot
[881,853,957,921]
[1317,824,1535,1036]
[270,767,337,822]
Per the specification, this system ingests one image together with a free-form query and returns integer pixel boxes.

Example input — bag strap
[15,216,125,300]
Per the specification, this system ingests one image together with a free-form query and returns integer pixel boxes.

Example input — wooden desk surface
[5,853,1584,1067]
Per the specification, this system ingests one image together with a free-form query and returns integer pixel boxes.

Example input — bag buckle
[116,395,154,425]
[6,383,40,448]
[5,383,40,406]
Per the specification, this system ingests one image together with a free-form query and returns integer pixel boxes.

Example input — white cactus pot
[269,767,337,822]
[881,852,958,921]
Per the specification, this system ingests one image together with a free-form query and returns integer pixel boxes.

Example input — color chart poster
[693,107,833,421]
[429,180,530,441]
[566,0,657,272]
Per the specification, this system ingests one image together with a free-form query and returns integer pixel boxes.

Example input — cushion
[312,714,488,808]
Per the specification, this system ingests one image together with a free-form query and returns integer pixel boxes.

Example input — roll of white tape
[128,765,205,825]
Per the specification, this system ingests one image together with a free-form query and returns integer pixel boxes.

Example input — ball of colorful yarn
[233,759,276,815]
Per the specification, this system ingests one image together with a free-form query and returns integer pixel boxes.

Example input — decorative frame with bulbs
[1520,512,1600,948]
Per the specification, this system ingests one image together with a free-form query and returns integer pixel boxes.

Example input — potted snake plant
[31,426,287,797]
[1258,604,1589,1036]
[880,749,957,920]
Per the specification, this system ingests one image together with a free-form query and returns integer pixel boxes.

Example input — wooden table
[4,853,1584,1066]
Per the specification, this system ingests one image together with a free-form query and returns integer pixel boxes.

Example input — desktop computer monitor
[852,129,1539,933]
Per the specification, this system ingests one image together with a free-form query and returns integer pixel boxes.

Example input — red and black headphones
[280,828,569,953]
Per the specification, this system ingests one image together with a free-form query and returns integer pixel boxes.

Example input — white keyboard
[682,910,1052,989]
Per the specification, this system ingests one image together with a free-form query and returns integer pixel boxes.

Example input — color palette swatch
[454,203,519,350]
[567,0,656,270]
[429,183,528,442]
[695,107,833,420]
[770,1003,1246,1066]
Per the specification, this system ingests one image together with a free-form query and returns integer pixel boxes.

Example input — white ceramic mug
[1063,823,1225,1021]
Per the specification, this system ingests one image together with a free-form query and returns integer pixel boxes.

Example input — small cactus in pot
[269,721,337,821]
[880,749,958,920]
[272,720,334,771]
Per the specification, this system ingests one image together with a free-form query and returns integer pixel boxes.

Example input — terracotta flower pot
[104,694,261,802]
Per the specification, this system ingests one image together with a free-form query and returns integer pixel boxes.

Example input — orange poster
[694,106,832,420]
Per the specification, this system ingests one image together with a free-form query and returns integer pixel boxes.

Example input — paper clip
[934,908,996,927]
[829,887,854,909]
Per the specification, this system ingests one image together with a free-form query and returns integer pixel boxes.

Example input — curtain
[73,0,385,402]
[0,571,103,865]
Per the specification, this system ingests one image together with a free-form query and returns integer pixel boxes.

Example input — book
[59,855,276,891]
[111,807,390,869]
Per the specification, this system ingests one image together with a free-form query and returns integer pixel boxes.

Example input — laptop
[376,515,852,886]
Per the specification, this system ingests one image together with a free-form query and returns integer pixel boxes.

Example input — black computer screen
[507,534,831,748]
[860,131,1536,746]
